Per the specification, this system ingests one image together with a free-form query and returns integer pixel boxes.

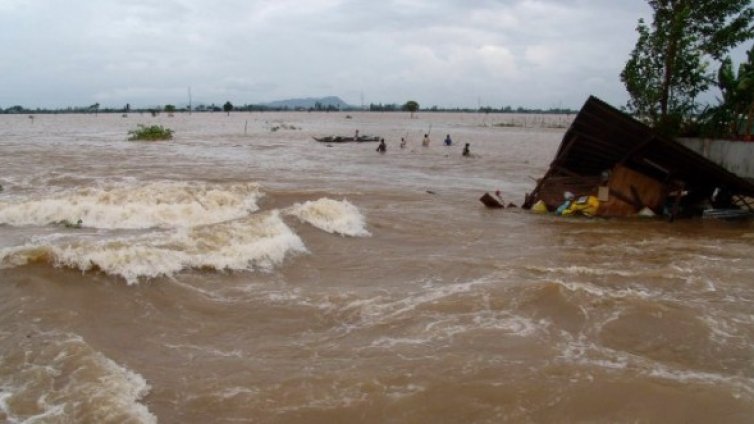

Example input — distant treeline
[0,104,299,114]
[367,103,576,114]
[1,103,577,115]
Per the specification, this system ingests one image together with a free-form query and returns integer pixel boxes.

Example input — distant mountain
[263,96,351,109]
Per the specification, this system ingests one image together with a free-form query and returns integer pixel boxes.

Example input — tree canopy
[402,100,419,118]
[621,0,754,135]
[701,45,754,138]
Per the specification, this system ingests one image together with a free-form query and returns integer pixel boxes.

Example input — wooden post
[667,181,685,223]
[524,133,580,209]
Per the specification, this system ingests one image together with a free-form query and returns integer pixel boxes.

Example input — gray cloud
[1,1,750,109]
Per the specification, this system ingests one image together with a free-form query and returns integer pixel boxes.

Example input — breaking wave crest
[0,329,156,423]
[0,180,371,283]
[0,181,263,229]
[286,198,370,237]
[0,211,307,284]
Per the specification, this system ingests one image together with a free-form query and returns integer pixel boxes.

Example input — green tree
[223,101,233,116]
[704,45,754,138]
[128,124,174,141]
[621,0,754,135]
[164,104,176,115]
[403,100,419,118]
[739,49,754,138]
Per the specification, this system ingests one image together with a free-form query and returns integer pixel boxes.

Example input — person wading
[376,139,387,153]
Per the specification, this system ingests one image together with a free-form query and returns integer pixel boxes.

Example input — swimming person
[376,139,387,153]
[462,143,470,156]
[444,134,452,146]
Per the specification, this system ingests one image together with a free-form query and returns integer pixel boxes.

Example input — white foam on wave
[369,311,538,349]
[427,310,538,338]
[327,275,543,348]
[527,265,638,278]
[286,198,370,237]
[558,336,629,371]
[700,313,751,344]
[342,279,486,328]
[557,337,754,398]
[0,211,307,284]
[551,279,659,300]
[164,343,244,359]
[0,181,262,229]
[0,330,156,423]
[217,386,261,400]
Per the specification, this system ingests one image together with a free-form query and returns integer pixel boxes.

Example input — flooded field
[1,111,752,423]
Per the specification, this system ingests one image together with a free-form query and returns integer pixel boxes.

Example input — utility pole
[188,86,192,115]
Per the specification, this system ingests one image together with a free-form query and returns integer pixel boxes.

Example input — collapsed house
[523,96,754,219]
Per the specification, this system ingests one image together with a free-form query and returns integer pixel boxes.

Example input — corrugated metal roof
[550,96,754,198]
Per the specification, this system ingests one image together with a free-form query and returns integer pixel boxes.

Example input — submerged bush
[128,124,174,141]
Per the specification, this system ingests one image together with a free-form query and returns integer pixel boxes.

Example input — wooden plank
[608,188,639,210]
[630,185,644,208]
[480,192,504,208]
[599,164,665,216]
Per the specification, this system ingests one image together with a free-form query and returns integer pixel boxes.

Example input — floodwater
[0,111,752,423]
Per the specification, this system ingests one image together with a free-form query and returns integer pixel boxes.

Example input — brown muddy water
[0,112,753,423]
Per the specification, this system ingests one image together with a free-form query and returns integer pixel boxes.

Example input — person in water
[422,134,431,147]
[400,137,407,149]
[444,134,452,146]
[354,129,360,141]
[462,143,470,156]
[376,138,387,153]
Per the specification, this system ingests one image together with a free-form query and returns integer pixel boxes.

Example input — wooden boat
[313,136,380,143]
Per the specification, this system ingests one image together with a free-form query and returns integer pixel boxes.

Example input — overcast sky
[1,1,751,110]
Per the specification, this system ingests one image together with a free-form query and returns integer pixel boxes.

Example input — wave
[550,279,659,300]
[286,198,370,237]
[321,276,544,343]
[0,329,156,423]
[527,265,639,278]
[368,312,537,349]
[0,211,307,284]
[0,181,262,229]
[557,338,754,398]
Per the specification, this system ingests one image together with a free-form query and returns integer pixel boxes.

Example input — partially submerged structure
[523,96,754,218]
